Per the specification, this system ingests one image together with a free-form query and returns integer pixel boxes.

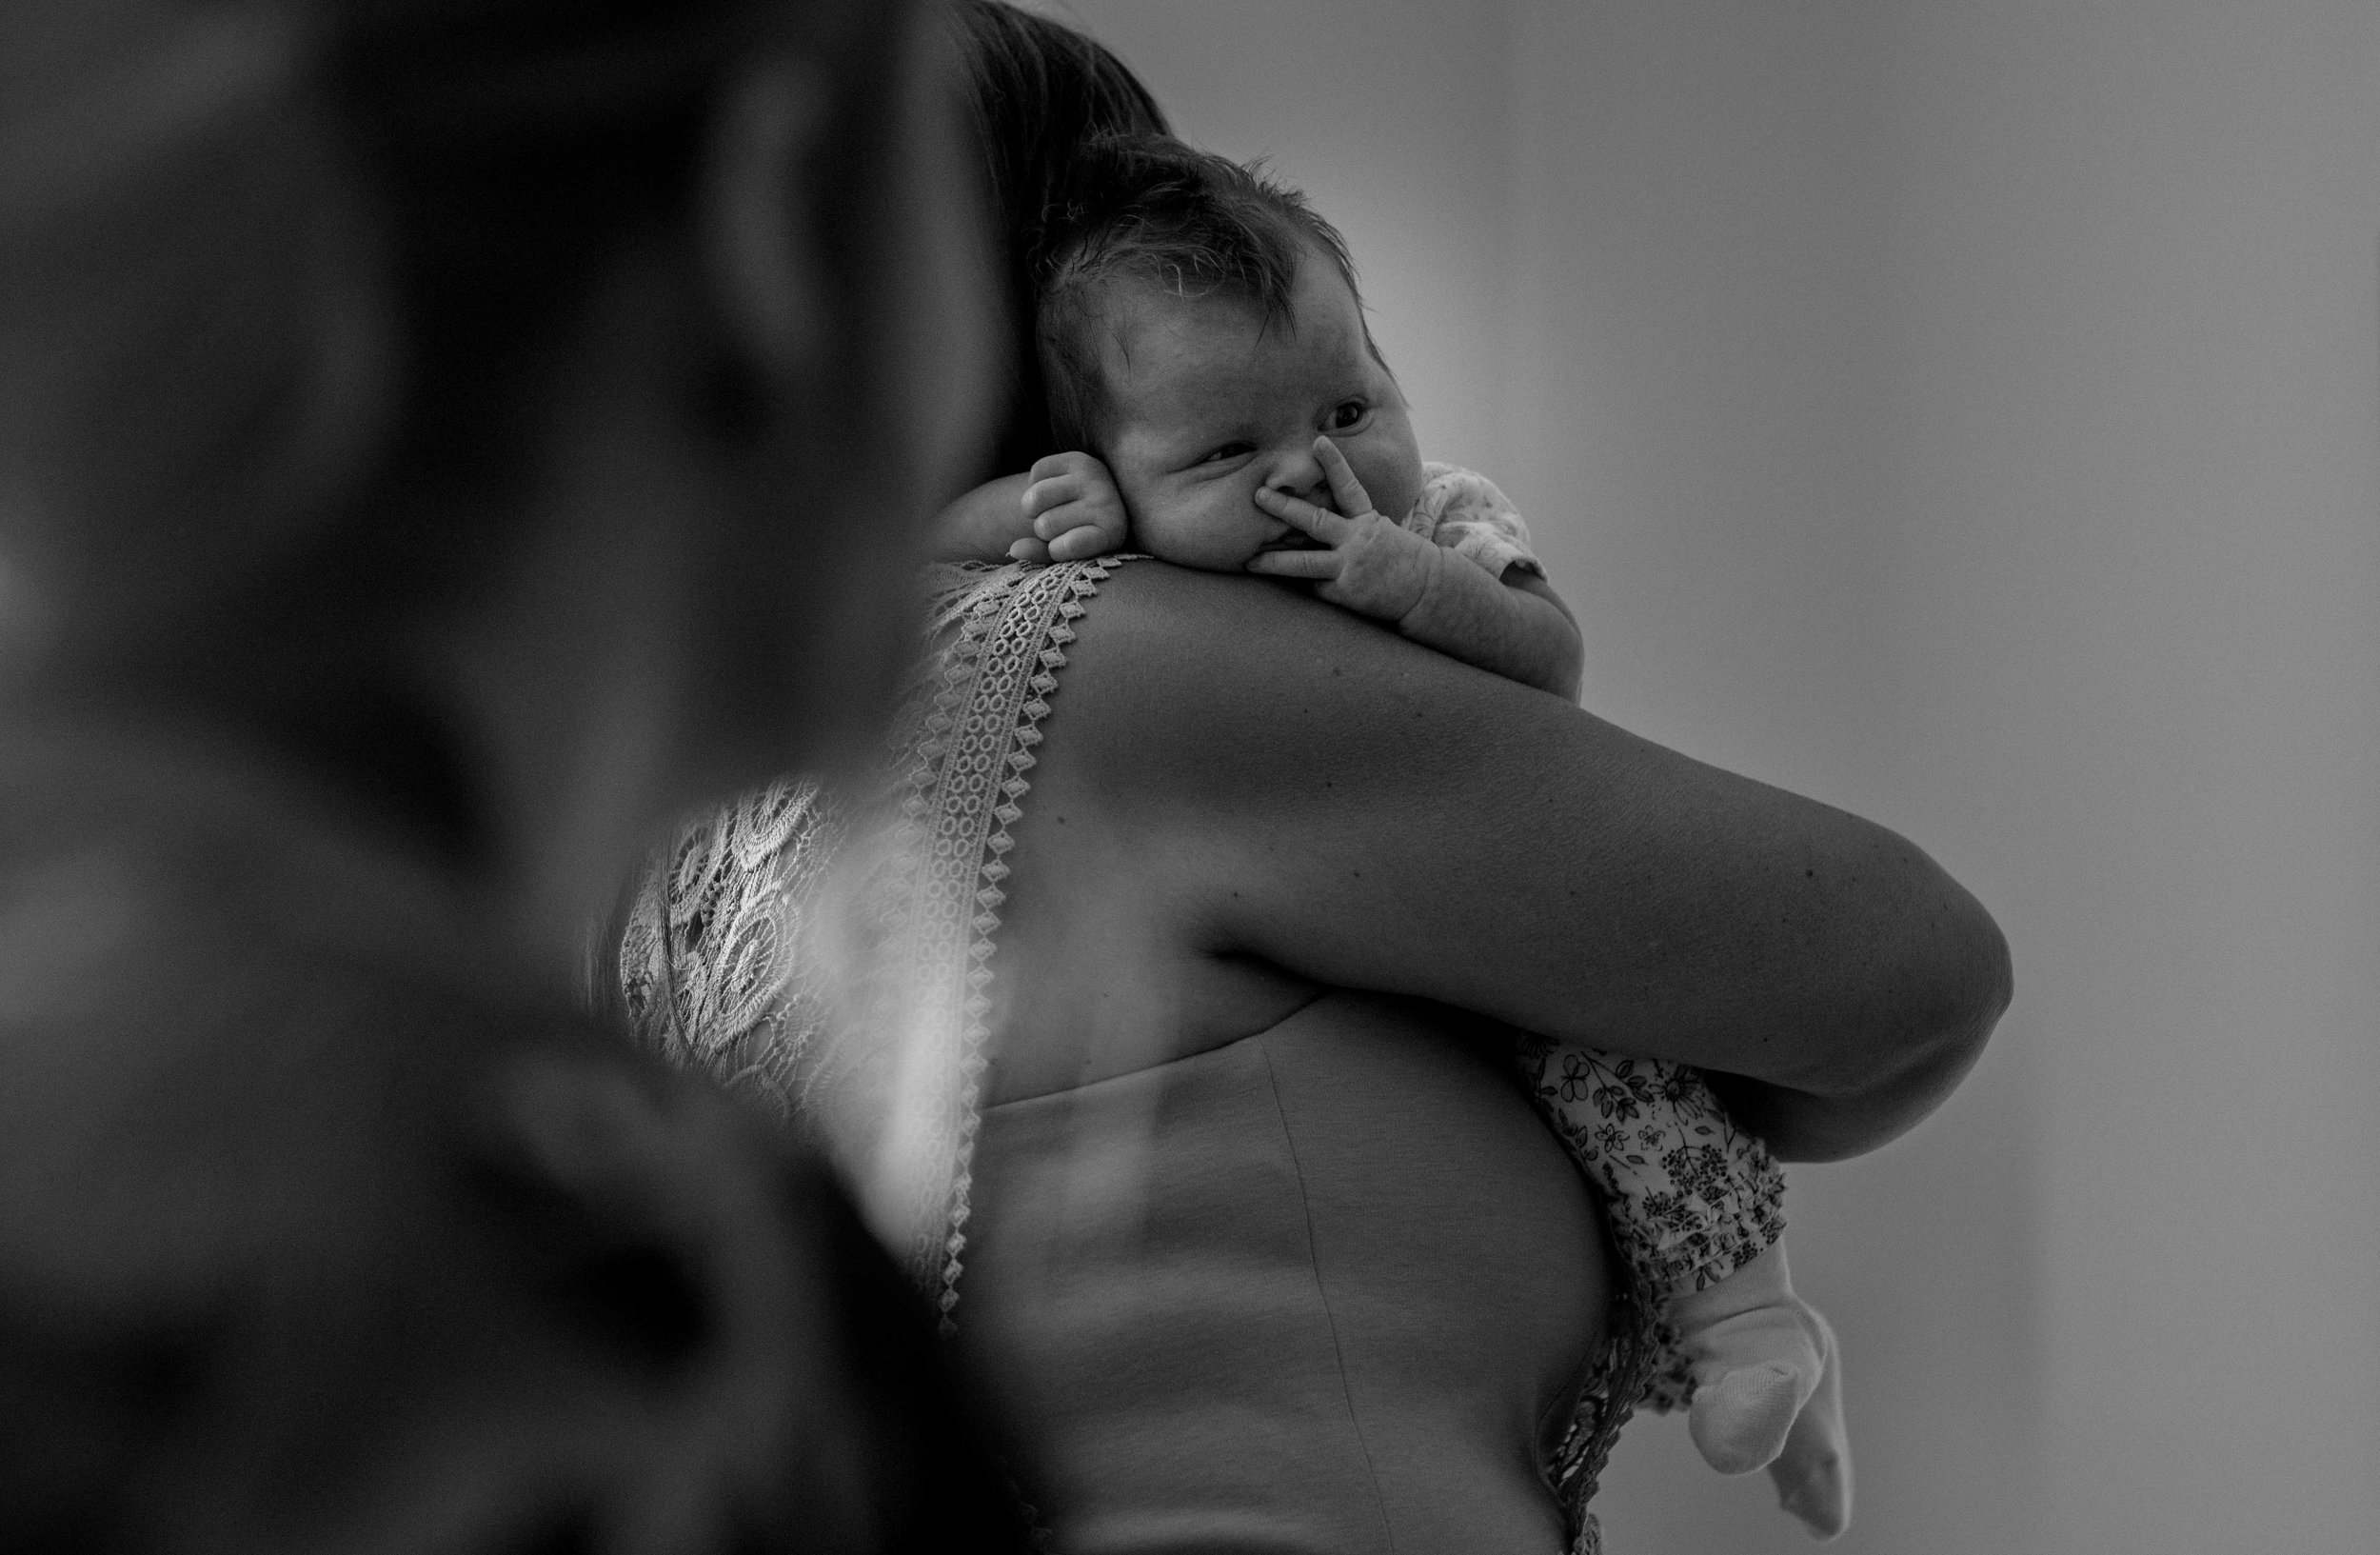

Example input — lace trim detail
[617,559,1135,1325]
[619,780,842,1121]
[875,557,1137,1330]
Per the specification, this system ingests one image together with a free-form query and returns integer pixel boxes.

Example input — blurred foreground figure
[0,0,1014,1548]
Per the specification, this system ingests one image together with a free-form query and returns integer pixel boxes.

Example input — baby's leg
[1516,1035,1849,1539]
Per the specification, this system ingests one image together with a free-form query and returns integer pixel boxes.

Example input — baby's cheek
[1132,488,1246,571]
[1368,457,1427,522]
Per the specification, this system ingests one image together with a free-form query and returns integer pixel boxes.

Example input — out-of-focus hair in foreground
[0,0,1014,1548]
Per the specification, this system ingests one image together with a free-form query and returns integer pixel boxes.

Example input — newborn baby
[934,136,1852,1537]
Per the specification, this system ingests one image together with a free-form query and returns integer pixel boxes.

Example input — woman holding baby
[621,4,2010,1553]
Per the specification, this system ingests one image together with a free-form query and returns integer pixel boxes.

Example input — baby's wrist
[1390,538,1462,635]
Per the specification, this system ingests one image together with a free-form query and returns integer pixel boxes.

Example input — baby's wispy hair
[1034,136,1374,451]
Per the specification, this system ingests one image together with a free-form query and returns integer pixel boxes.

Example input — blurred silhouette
[0,0,1019,1548]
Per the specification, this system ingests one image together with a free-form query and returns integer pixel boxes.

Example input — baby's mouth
[1257,533,1323,552]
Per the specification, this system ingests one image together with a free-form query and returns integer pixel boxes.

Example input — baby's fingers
[1007,536,1052,565]
[1044,523,1115,563]
[1313,437,1378,519]
[1254,485,1348,541]
[1245,548,1342,581]
[1022,472,1081,521]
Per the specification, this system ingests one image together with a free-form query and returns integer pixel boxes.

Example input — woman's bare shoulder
[1060,559,1584,767]
[1075,559,1369,671]
[1050,559,1660,873]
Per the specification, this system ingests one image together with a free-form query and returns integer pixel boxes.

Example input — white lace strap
[865,556,1135,1331]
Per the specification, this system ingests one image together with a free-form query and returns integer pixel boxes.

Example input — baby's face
[1095,255,1423,571]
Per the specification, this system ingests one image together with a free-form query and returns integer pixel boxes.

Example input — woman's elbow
[1913,898,2010,1095]
[1825,875,2013,1159]
[1914,874,2013,1087]
[1746,857,2013,1163]
[1957,894,2015,1056]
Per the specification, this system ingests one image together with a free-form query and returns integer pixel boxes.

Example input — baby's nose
[1263,448,1330,508]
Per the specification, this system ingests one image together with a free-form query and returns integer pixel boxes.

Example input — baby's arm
[1249,440,1583,699]
[929,472,1037,563]
[1412,561,1584,701]
[1021,452,1131,563]
[928,456,1131,566]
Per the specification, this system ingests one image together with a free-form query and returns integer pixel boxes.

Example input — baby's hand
[1011,450,1129,564]
[1246,437,1438,622]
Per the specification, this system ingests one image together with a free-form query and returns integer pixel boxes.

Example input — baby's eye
[1327,401,1370,432]
[1200,441,1256,464]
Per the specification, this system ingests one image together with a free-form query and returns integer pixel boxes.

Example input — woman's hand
[1013,450,1130,564]
[1247,437,1443,625]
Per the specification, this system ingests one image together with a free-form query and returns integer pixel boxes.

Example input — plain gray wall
[1050,3,2380,1549]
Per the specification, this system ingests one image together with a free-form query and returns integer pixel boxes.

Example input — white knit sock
[1766,1301,1851,1540]
[1666,1240,1853,1538]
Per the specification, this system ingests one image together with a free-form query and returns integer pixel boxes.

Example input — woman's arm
[1044,564,2011,1162]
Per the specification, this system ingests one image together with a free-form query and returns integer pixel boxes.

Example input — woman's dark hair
[942,1,1169,474]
